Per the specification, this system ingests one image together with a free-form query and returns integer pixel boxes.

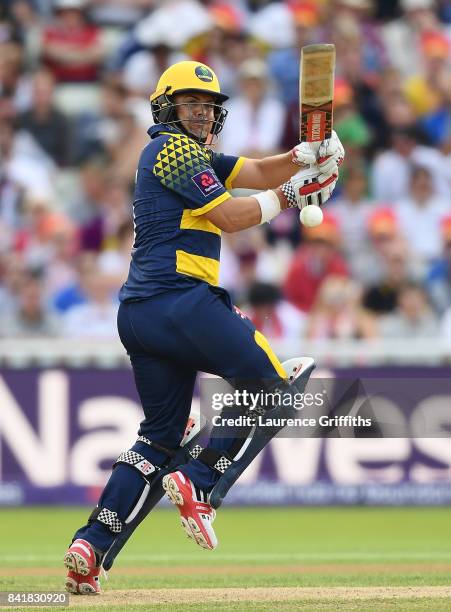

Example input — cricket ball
[299,205,323,227]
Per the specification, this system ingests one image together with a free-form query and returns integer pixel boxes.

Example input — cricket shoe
[65,567,101,595]
[162,471,217,550]
[64,539,101,594]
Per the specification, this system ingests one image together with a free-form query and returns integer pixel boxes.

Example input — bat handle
[308,140,322,155]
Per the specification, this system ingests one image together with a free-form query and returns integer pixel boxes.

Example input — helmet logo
[195,65,214,82]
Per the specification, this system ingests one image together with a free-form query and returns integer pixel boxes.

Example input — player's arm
[205,163,338,233]
[231,133,345,191]
[232,152,299,190]
[204,188,289,233]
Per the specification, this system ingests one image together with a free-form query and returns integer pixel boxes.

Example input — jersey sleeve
[210,152,246,190]
[152,134,231,216]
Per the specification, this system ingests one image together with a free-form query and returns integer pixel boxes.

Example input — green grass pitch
[0,506,450,610]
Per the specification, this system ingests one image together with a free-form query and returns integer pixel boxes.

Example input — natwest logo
[191,169,222,197]
[201,173,214,187]
[0,371,141,487]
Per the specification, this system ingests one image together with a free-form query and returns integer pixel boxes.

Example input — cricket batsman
[63,60,344,594]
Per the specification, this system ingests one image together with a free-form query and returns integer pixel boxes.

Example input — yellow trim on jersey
[180,209,221,235]
[225,156,246,191]
[176,250,219,285]
[191,191,231,216]
[254,330,287,379]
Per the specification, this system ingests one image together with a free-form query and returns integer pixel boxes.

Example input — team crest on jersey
[191,169,222,197]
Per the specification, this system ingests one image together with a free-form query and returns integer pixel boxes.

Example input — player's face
[174,92,216,141]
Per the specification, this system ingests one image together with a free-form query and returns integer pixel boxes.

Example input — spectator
[332,165,375,265]
[74,76,129,160]
[97,219,134,289]
[40,0,104,83]
[19,68,72,166]
[371,126,450,201]
[0,275,60,337]
[62,270,118,338]
[53,251,95,313]
[14,194,73,272]
[42,218,79,301]
[0,253,31,316]
[219,58,285,157]
[8,1,43,68]
[89,0,154,29]
[66,159,108,223]
[199,4,251,99]
[268,2,320,107]
[426,216,451,314]
[244,281,306,343]
[73,77,148,182]
[379,282,439,338]
[305,275,376,340]
[403,30,450,118]
[421,60,451,147]
[327,78,371,172]
[363,239,418,315]
[0,119,55,201]
[80,174,131,251]
[122,40,186,99]
[397,165,448,262]
[0,41,31,114]
[382,0,442,78]
[283,213,349,313]
[0,163,23,234]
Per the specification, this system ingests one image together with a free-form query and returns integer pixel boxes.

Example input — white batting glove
[294,131,345,179]
[291,141,317,166]
[280,164,338,209]
[316,130,345,176]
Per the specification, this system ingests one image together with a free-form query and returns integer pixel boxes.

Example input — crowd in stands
[0,0,451,347]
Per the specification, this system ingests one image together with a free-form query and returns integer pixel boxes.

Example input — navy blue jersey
[119,124,245,302]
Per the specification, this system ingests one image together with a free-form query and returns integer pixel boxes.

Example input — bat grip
[308,140,322,155]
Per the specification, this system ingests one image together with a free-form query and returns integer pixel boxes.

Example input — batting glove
[280,164,338,209]
[291,141,317,166]
[316,130,345,176]
[293,131,345,179]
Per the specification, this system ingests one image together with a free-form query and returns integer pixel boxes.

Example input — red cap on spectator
[421,31,450,58]
[303,212,340,245]
[287,1,321,27]
[441,216,451,242]
[209,3,244,32]
[334,78,354,107]
[368,208,398,237]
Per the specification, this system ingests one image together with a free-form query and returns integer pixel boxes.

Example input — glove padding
[281,164,338,209]
[291,141,317,166]
[292,130,345,179]
[316,130,345,176]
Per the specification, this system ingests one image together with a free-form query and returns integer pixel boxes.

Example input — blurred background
[0,0,451,507]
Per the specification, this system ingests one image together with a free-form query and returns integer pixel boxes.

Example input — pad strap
[137,436,177,460]
[113,450,159,482]
[189,444,203,459]
[88,506,123,534]
[196,448,233,474]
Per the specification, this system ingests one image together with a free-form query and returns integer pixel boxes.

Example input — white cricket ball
[299,205,323,227]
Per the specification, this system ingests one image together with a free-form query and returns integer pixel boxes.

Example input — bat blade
[300,44,335,143]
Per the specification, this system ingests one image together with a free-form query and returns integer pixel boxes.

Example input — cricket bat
[300,43,336,146]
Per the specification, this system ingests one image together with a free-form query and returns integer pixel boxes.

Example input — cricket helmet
[150,61,228,144]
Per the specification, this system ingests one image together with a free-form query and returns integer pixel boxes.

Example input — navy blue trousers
[74,283,285,552]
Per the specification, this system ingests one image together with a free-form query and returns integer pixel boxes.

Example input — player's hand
[291,142,317,166]
[317,130,345,175]
[281,165,338,209]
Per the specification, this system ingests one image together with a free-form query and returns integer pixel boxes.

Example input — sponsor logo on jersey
[191,169,222,197]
